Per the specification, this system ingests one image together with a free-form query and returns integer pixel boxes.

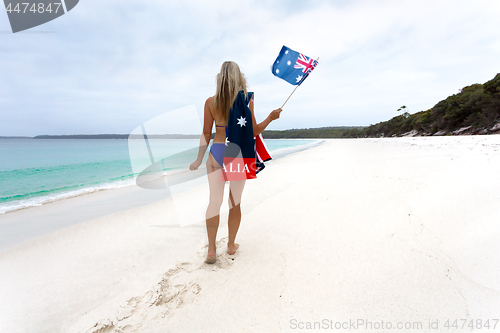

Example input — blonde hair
[213,61,248,123]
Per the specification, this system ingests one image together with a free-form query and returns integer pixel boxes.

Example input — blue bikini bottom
[210,143,225,166]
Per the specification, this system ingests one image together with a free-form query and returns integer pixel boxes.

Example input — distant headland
[2,73,499,140]
[0,134,201,139]
[36,134,201,139]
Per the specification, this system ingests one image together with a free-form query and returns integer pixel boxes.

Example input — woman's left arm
[189,98,213,170]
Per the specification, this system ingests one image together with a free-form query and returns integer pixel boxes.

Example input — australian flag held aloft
[222,91,272,181]
[272,45,318,85]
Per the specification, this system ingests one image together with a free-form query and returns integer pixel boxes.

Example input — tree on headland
[362,73,500,137]
[265,73,499,138]
[30,74,500,140]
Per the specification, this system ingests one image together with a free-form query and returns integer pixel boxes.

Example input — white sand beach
[1,136,500,333]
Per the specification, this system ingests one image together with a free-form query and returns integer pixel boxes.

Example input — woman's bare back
[207,96,227,144]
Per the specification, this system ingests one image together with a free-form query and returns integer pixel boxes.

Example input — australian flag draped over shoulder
[272,45,318,85]
[222,91,272,181]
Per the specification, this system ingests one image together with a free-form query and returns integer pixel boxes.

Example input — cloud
[1,0,500,135]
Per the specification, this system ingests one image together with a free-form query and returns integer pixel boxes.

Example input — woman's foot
[205,248,216,264]
[227,243,239,255]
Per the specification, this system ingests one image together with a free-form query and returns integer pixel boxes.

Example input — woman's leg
[227,179,246,255]
[205,153,225,263]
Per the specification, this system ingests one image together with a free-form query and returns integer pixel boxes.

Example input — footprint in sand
[85,239,238,333]
[87,263,202,333]
[200,237,239,270]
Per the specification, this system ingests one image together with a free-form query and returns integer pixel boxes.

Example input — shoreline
[0,139,322,216]
[0,140,323,253]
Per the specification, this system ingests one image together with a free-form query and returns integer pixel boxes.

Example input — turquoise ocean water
[0,138,318,214]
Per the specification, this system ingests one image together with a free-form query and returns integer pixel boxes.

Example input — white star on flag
[236,116,247,127]
[225,137,230,146]
[285,50,289,54]
[296,75,303,83]
[287,60,291,65]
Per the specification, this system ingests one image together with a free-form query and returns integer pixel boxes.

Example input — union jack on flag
[294,53,318,75]
[272,45,318,86]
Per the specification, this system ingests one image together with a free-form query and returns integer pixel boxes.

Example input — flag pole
[281,85,299,109]
[281,57,319,109]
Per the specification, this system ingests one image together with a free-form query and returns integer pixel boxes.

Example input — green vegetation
[22,74,500,139]
[262,126,365,139]
[262,73,500,139]
[358,73,500,137]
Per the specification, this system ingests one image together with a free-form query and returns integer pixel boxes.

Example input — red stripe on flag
[255,134,272,161]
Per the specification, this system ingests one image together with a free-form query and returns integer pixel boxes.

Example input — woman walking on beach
[189,61,282,264]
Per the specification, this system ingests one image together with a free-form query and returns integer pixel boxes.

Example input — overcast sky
[1,0,500,136]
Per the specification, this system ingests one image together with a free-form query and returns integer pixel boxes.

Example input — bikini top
[215,124,227,133]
